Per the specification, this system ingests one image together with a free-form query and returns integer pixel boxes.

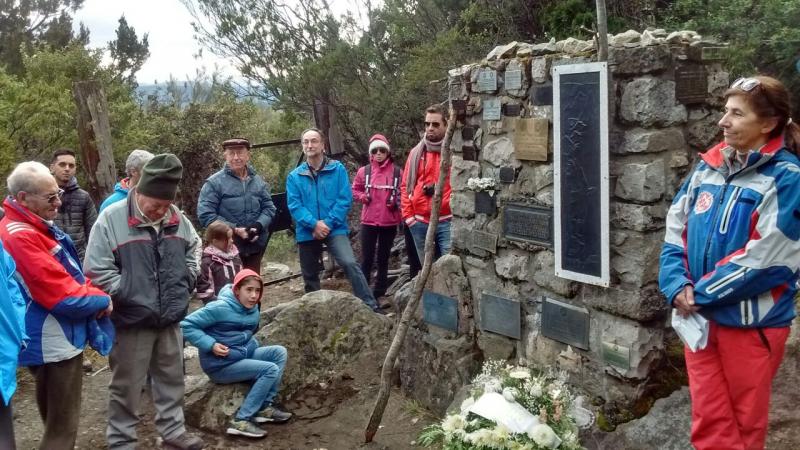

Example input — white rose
[502,387,518,402]
[441,414,467,434]
[509,368,531,379]
[527,423,561,448]
[484,379,502,393]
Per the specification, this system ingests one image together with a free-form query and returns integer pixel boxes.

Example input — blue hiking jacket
[180,284,260,375]
[99,179,129,213]
[0,241,26,405]
[659,136,800,328]
[286,159,352,243]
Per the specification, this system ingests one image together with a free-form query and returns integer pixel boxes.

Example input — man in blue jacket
[286,128,380,312]
[0,240,26,450]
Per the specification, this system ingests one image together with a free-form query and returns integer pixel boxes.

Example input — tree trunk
[364,107,457,443]
[73,80,117,205]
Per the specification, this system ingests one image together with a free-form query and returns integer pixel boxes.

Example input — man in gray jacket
[85,154,203,450]
[50,148,97,260]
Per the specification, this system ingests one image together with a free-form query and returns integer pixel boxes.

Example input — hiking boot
[253,405,293,424]
[226,418,267,438]
[162,432,204,449]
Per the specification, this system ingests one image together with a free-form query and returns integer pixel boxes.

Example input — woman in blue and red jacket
[659,75,800,450]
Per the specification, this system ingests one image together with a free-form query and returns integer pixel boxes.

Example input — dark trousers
[403,223,421,278]
[240,247,266,275]
[29,353,84,450]
[0,399,16,450]
[360,224,397,297]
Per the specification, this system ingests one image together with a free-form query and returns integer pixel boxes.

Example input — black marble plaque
[531,84,553,105]
[475,191,496,214]
[462,126,476,140]
[462,145,477,161]
[423,291,458,332]
[480,293,521,339]
[471,230,498,253]
[503,103,521,116]
[541,297,589,350]
[503,204,553,247]
[499,166,515,183]
[675,65,707,104]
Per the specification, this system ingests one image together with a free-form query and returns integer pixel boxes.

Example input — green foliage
[108,16,150,84]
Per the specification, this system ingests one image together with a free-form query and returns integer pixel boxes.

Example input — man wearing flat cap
[198,138,276,274]
[85,154,204,450]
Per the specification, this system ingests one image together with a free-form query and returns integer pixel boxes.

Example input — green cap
[137,153,183,200]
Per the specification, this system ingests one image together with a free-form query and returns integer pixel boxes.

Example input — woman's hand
[234,227,249,239]
[674,285,700,317]
[212,343,230,357]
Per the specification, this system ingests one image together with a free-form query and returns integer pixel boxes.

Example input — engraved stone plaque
[532,84,553,105]
[480,293,521,339]
[462,126,476,140]
[477,68,498,92]
[541,297,589,350]
[423,291,458,332]
[483,98,502,121]
[448,80,463,100]
[602,341,631,370]
[503,203,553,247]
[499,166,515,183]
[505,69,522,90]
[471,230,498,253]
[475,191,496,215]
[503,103,521,116]
[514,117,549,161]
[675,65,707,104]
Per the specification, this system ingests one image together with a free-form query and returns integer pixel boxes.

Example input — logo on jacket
[694,191,714,214]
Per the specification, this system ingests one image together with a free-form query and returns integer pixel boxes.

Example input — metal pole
[596,0,609,61]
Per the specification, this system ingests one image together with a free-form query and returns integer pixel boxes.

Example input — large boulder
[185,290,393,432]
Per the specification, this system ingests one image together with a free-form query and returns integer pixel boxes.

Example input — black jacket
[54,177,97,261]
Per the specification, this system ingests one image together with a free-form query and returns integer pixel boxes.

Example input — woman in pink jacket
[352,134,403,299]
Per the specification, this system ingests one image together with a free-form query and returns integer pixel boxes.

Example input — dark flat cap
[222,138,251,149]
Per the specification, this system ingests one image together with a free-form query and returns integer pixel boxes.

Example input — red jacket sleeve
[401,155,415,224]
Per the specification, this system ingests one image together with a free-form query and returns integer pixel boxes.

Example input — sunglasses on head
[370,147,389,155]
[731,77,761,92]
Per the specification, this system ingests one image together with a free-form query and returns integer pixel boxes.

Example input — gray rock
[615,159,666,203]
[531,39,557,55]
[530,57,550,83]
[613,30,642,46]
[430,254,475,336]
[481,137,521,168]
[494,248,532,282]
[450,191,475,218]
[620,77,688,127]
[609,44,671,75]
[611,230,663,287]
[611,202,667,232]
[533,250,577,297]
[590,310,665,379]
[603,388,692,450]
[686,107,722,149]
[451,156,481,191]
[477,331,516,360]
[487,41,519,61]
[583,283,668,322]
[261,262,292,281]
[616,127,686,154]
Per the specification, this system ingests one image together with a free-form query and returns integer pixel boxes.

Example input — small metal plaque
[448,80,463,100]
[462,126,476,140]
[480,293,521,339]
[422,291,458,332]
[541,297,589,350]
[531,84,553,105]
[483,98,502,121]
[515,117,549,161]
[477,68,498,92]
[462,145,477,161]
[475,191,496,215]
[675,65,707,104]
[503,204,553,247]
[602,341,631,370]
[505,69,522,90]
[471,230,498,253]
[499,166,515,183]
[503,103,521,117]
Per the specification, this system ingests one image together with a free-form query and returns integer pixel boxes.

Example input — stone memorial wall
[397,29,728,419]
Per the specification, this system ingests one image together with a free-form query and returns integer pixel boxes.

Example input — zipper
[718,186,741,234]
[702,182,729,274]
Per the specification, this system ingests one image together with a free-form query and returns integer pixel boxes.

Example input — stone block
[612,29,642,46]
[608,44,671,75]
[451,191,475,218]
[610,230,663,287]
[451,217,472,252]
[686,107,722,149]
[451,157,481,191]
[611,202,667,231]
[531,39,557,55]
[590,310,665,379]
[616,128,686,155]
[481,137,521,168]
[486,41,519,61]
[531,56,550,83]
[583,283,669,322]
[494,248,532,282]
[477,330,517,360]
[522,313,565,368]
[615,159,666,202]
[620,77,688,127]
[533,250,577,297]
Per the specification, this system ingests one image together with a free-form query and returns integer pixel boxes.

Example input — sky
[73,0,370,85]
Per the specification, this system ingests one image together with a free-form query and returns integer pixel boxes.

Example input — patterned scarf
[405,137,443,196]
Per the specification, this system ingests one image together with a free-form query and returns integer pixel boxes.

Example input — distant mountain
[134,82,272,107]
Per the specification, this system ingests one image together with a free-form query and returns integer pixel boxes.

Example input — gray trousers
[29,353,83,450]
[107,324,186,449]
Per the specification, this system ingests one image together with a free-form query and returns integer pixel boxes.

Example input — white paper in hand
[467,392,540,434]
[671,310,709,352]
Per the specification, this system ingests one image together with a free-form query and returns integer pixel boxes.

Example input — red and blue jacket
[0,197,112,366]
[659,136,800,328]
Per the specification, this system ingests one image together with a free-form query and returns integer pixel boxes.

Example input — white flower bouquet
[418,360,588,449]
[466,177,498,193]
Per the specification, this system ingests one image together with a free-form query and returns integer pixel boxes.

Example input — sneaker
[253,405,293,424]
[226,419,267,438]
[162,432,204,449]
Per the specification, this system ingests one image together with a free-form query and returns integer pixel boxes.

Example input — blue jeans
[298,234,379,309]
[208,345,287,421]
[409,219,452,262]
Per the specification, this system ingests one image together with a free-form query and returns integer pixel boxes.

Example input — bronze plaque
[542,297,589,350]
[675,65,707,104]
[503,204,553,247]
[514,117,549,161]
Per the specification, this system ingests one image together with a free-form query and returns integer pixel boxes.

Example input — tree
[108,16,150,84]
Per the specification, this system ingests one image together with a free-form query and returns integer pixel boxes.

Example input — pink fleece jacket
[352,157,402,227]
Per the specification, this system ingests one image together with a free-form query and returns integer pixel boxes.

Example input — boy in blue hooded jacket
[181,269,291,438]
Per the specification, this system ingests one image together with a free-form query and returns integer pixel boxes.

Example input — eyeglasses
[424,121,442,128]
[370,147,389,155]
[731,77,761,92]
[33,189,64,204]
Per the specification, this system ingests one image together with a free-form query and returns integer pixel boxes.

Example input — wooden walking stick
[364,106,457,443]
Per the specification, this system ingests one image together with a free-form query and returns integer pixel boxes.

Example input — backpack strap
[364,164,372,199]
[386,164,401,208]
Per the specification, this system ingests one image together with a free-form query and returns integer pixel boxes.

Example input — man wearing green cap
[85,153,204,450]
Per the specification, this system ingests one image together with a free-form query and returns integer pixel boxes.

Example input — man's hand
[97,301,113,319]
[234,227,249,239]
[674,285,700,318]
[212,343,230,357]
[313,220,330,240]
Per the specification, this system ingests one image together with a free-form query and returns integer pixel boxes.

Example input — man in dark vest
[50,148,97,261]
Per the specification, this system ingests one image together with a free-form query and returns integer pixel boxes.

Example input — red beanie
[233,269,264,301]
[368,134,391,154]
